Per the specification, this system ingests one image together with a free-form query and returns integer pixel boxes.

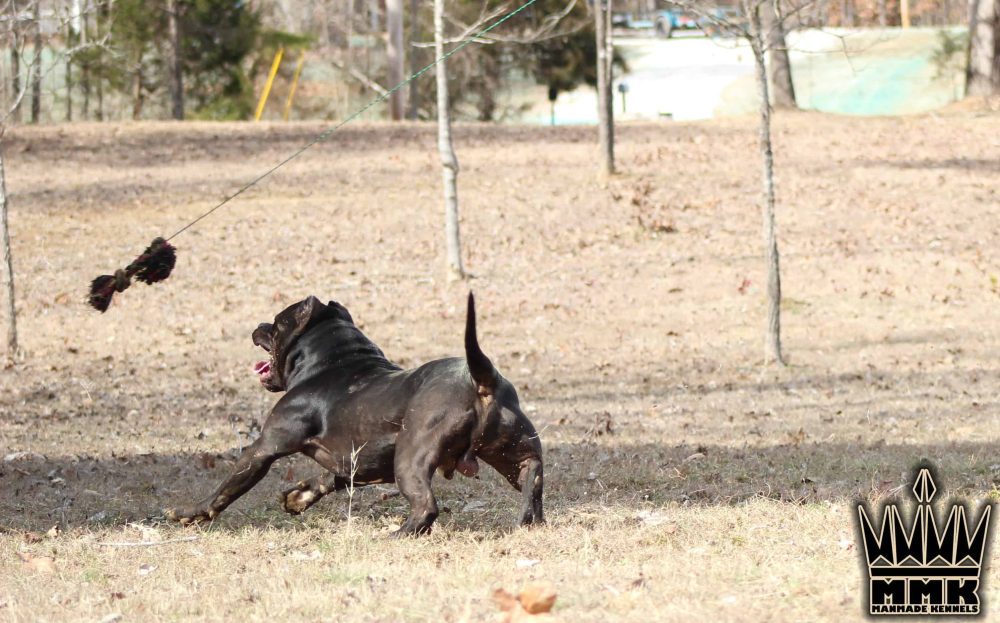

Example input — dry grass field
[1,109,999,622]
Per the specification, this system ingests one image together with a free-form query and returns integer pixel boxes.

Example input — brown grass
[1,111,999,621]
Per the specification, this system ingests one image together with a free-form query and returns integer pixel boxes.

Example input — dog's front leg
[166,428,301,524]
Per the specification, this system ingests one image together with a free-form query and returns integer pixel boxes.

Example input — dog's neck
[284,319,401,389]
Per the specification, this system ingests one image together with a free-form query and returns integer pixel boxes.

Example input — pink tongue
[254,361,270,376]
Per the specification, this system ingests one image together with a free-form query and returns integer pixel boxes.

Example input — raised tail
[465,292,497,393]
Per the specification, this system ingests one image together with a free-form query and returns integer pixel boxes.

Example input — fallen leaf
[635,510,671,526]
[46,525,61,539]
[130,523,161,543]
[3,451,45,463]
[683,452,705,463]
[492,588,519,612]
[463,500,487,512]
[493,583,561,622]
[18,552,56,574]
[519,583,557,614]
[197,453,216,470]
[99,614,123,623]
[515,559,540,569]
[137,564,157,576]
[289,550,322,562]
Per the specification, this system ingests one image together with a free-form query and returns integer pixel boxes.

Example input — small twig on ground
[346,442,367,522]
[95,536,200,547]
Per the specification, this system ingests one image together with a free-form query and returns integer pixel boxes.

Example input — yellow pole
[254,47,284,121]
[282,52,306,121]
[900,0,910,28]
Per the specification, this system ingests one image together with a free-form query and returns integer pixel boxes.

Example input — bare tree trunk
[96,72,103,120]
[748,1,785,366]
[96,0,106,121]
[434,0,464,279]
[840,0,855,25]
[386,0,404,120]
[80,2,89,120]
[811,0,826,27]
[369,0,380,32]
[594,0,614,178]
[9,44,20,124]
[64,16,73,122]
[81,63,89,119]
[131,64,143,120]
[30,0,41,124]
[167,0,184,119]
[345,0,354,116]
[0,143,18,360]
[877,0,887,25]
[966,0,1000,96]
[764,0,796,108]
[64,53,72,121]
[408,0,420,119]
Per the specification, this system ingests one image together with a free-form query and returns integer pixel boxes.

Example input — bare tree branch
[413,0,584,47]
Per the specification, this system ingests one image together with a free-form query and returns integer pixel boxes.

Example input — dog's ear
[292,296,334,336]
[327,300,354,324]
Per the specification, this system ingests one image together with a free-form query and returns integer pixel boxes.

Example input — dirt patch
[1,113,999,621]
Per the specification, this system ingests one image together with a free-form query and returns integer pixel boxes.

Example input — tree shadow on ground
[855,157,1000,173]
[2,438,996,533]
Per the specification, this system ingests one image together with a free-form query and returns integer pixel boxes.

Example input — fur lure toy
[88,237,176,312]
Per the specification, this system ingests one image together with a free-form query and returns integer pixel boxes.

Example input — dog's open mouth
[254,360,273,384]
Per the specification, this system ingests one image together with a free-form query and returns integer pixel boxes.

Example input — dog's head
[251,296,353,392]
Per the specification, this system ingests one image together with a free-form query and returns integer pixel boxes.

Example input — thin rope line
[167,0,541,242]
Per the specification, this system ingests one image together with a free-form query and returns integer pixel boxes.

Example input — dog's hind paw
[164,505,215,525]
[280,482,320,515]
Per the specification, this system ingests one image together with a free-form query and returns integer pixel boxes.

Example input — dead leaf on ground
[519,584,557,614]
[289,550,322,562]
[18,552,56,574]
[463,500,488,512]
[493,583,561,622]
[130,523,161,543]
[197,453,216,470]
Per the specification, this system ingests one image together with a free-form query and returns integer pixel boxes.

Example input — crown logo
[856,466,993,616]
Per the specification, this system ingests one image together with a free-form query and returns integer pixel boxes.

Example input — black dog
[165,293,543,535]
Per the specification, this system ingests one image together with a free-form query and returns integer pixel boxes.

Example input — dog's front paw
[164,505,216,525]
[280,482,320,515]
[390,520,432,538]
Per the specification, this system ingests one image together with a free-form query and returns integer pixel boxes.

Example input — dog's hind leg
[478,408,544,527]
[480,451,544,526]
[517,457,544,526]
[392,408,477,536]
[280,473,348,514]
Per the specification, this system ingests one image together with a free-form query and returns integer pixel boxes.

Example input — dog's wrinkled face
[251,296,352,392]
